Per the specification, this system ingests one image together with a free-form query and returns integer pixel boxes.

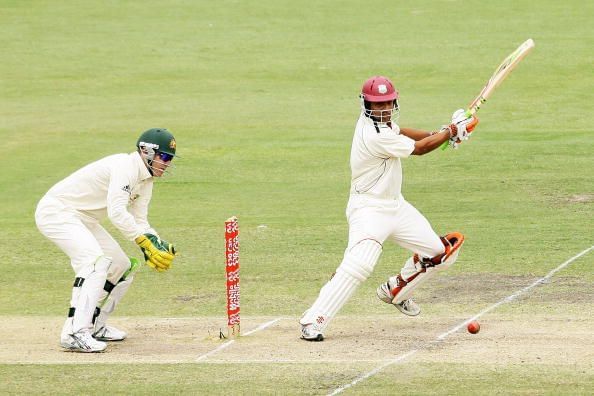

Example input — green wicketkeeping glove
[135,233,176,272]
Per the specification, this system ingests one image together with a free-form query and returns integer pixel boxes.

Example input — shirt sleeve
[365,127,416,159]
[128,181,159,237]
[106,158,146,241]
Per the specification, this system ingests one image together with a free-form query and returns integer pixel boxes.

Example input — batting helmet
[360,76,400,124]
[360,76,399,102]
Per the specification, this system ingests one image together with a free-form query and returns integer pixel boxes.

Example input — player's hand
[451,109,479,133]
[448,109,479,148]
[135,233,176,272]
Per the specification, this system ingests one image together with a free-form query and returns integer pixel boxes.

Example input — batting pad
[393,233,464,303]
[394,256,436,303]
[340,239,383,281]
[301,240,382,332]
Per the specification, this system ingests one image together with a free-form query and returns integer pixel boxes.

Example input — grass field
[1,0,593,394]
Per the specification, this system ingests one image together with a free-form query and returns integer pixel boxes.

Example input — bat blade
[466,38,535,116]
[441,39,536,150]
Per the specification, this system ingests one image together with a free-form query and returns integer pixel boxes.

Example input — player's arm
[411,129,452,155]
[412,109,479,155]
[128,181,158,236]
[399,127,433,141]
[106,163,145,240]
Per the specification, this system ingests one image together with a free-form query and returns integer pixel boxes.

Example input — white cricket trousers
[346,194,444,256]
[301,194,444,332]
[34,195,130,277]
[35,195,133,334]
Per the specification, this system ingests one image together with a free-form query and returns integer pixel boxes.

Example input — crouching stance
[35,128,178,352]
[300,76,477,341]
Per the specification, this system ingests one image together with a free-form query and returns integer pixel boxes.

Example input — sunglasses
[156,152,174,162]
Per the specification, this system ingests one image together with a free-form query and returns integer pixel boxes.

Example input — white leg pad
[437,246,460,271]
[340,239,383,281]
[94,276,134,331]
[94,257,139,330]
[301,240,382,333]
[393,258,436,303]
[392,232,464,303]
[72,256,112,333]
[61,280,83,340]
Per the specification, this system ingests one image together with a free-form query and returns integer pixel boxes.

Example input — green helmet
[136,128,177,157]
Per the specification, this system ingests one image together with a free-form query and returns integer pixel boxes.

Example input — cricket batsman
[300,76,478,341]
[35,128,178,352]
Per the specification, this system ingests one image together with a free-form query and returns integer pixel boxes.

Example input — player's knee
[417,232,465,271]
[338,239,382,281]
[107,256,132,282]
[76,255,112,278]
[75,256,111,286]
[94,256,112,273]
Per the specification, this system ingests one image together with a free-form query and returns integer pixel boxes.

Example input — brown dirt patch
[564,194,594,204]
[423,273,593,305]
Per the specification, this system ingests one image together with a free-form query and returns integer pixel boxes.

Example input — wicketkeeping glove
[135,233,176,272]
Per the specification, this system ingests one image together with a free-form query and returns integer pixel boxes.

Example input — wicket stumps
[225,216,240,338]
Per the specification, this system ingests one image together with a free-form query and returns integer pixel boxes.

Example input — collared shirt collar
[132,151,153,181]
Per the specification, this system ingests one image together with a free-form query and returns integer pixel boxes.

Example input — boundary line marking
[196,317,282,362]
[329,245,594,395]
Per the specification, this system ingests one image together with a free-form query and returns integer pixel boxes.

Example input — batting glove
[447,109,479,148]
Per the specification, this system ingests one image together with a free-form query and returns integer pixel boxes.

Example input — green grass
[1,0,593,394]
[0,363,591,395]
[358,363,594,395]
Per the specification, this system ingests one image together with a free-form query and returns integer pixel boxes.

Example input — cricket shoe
[61,330,107,352]
[300,323,324,342]
[299,311,325,341]
[376,276,421,316]
[93,325,127,342]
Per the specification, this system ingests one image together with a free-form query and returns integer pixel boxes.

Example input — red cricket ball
[467,320,480,334]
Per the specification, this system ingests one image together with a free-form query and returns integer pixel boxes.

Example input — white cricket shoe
[300,323,324,342]
[93,325,127,341]
[394,299,421,316]
[61,330,107,352]
[376,276,421,316]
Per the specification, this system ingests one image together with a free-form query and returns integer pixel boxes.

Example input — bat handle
[440,106,477,150]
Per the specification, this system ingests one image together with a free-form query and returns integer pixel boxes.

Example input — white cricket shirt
[45,151,156,240]
[349,114,415,200]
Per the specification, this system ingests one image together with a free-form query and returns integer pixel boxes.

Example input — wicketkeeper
[300,76,478,341]
[35,128,178,352]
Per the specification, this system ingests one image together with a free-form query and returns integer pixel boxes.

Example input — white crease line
[201,358,395,364]
[329,245,594,396]
[196,339,236,362]
[9,358,400,365]
[243,318,283,336]
[196,317,282,362]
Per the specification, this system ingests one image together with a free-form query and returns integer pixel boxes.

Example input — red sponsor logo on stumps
[225,217,240,337]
